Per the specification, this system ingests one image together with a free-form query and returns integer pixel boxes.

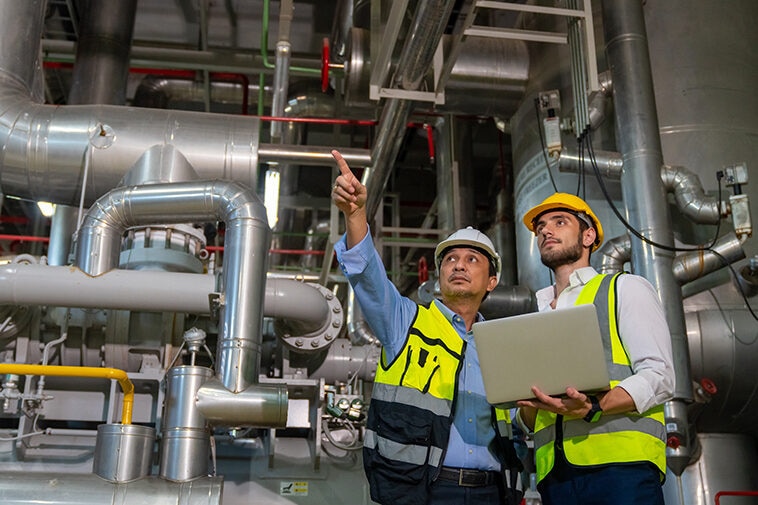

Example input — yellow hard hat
[522,193,604,251]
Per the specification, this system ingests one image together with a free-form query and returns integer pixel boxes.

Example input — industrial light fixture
[263,168,280,229]
[37,201,55,218]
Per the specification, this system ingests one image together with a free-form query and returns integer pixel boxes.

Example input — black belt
[436,466,500,487]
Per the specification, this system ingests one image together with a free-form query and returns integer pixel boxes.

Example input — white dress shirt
[535,267,674,413]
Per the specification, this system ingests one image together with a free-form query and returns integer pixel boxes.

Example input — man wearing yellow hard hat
[330,150,523,505]
[517,192,674,505]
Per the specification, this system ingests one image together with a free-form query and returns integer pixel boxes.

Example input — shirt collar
[535,266,599,310]
[433,299,484,325]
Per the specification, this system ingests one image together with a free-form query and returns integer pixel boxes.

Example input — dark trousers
[537,456,664,505]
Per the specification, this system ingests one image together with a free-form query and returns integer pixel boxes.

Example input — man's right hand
[331,149,367,216]
[331,149,368,248]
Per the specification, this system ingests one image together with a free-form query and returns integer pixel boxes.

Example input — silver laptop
[472,304,610,408]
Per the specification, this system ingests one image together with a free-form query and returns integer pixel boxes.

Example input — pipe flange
[278,282,344,353]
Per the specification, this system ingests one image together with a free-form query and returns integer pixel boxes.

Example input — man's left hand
[516,386,592,419]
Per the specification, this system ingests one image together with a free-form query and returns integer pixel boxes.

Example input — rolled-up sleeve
[615,275,675,413]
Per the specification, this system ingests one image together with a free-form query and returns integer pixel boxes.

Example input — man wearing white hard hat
[517,192,674,505]
[331,150,522,505]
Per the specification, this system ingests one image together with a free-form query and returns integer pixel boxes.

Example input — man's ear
[487,275,498,292]
[582,227,597,249]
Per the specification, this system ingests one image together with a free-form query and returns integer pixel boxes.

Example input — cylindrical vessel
[93,424,155,482]
[663,434,758,505]
[160,366,213,481]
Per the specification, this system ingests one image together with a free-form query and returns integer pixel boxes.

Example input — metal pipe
[597,233,631,274]
[672,232,746,285]
[47,205,77,266]
[67,0,136,105]
[601,0,693,475]
[0,264,332,334]
[602,0,692,398]
[364,0,456,219]
[195,377,288,427]
[72,180,270,394]
[660,164,724,224]
[0,473,222,505]
[559,147,623,179]
[0,364,134,424]
[43,38,322,75]
[269,0,294,141]
[258,143,371,167]
[1,1,264,206]
[0,264,215,312]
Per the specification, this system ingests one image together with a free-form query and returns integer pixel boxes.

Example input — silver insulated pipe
[0,472,222,505]
[74,180,273,396]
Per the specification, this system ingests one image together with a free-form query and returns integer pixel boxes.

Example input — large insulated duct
[0,0,369,207]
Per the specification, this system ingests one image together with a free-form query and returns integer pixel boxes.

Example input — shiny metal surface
[160,366,213,481]
[663,434,758,505]
[0,473,223,505]
[602,0,692,403]
[74,179,270,393]
[93,424,155,482]
[195,377,288,427]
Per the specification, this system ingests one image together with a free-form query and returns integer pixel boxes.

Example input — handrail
[0,364,134,425]
[715,491,758,505]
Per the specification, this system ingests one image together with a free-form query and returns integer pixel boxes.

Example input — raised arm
[331,149,368,248]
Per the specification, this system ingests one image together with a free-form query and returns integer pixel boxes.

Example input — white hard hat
[434,226,501,283]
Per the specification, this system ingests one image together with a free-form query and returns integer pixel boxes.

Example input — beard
[539,232,584,270]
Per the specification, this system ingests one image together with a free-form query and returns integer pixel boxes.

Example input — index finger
[331,150,355,180]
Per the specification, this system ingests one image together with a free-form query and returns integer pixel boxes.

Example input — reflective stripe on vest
[364,302,465,503]
[533,273,666,482]
[364,429,445,467]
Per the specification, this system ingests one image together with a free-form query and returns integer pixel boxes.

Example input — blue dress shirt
[335,230,501,471]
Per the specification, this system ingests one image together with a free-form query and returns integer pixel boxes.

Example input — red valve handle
[418,256,429,284]
[321,37,330,93]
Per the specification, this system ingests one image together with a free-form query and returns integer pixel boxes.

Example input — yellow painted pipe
[0,364,134,425]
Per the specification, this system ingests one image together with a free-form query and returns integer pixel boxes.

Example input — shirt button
[468,418,473,423]
[468,449,473,454]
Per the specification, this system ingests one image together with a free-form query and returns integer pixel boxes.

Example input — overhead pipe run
[363,0,457,220]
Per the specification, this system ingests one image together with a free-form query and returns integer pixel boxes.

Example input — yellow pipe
[0,364,134,425]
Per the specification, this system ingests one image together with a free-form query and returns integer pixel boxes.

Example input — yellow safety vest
[533,273,666,483]
[363,302,513,504]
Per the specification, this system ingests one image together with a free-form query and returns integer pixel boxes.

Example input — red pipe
[260,116,378,126]
[43,62,250,115]
[715,491,758,505]
[0,234,49,243]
